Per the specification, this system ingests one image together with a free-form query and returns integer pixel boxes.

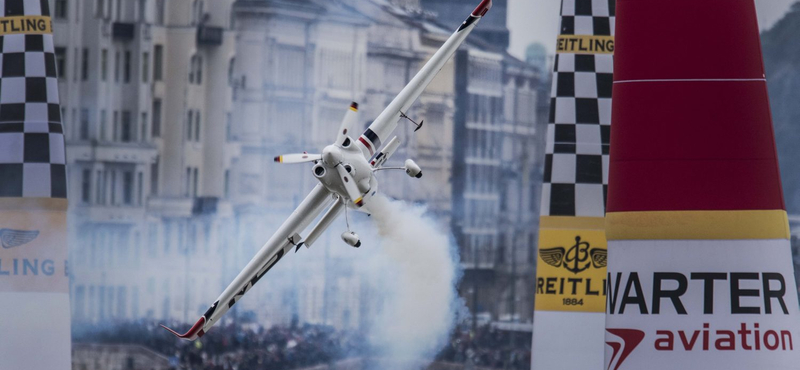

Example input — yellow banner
[535,217,607,312]
[557,35,614,54]
[0,16,52,35]
[0,199,68,293]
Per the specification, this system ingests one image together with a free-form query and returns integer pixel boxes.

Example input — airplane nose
[322,146,341,166]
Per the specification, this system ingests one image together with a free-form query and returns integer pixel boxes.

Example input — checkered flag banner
[540,0,614,217]
[0,0,65,199]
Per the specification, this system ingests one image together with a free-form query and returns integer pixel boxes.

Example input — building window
[189,55,202,85]
[116,0,122,21]
[55,0,68,20]
[102,171,109,205]
[188,55,196,84]
[151,99,161,137]
[193,168,199,197]
[116,287,127,318]
[124,51,131,83]
[196,56,202,84]
[114,51,120,82]
[123,171,133,205]
[226,112,232,141]
[79,108,90,140]
[141,52,149,83]
[191,0,202,26]
[99,110,106,140]
[228,57,235,86]
[194,111,201,142]
[121,111,132,142]
[138,0,146,22]
[186,111,193,140]
[96,0,104,18]
[101,49,108,81]
[224,170,230,198]
[95,170,103,204]
[185,167,191,196]
[81,48,89,81]
[137,172,144,205]
[110,171,117,205]
[140,112,148,142]
[73,47,79,81]
[112,111,119,141]
[55,47,66,79]
[156,0,165,25]
[71,109,77,140]
[150,160,159,195]
[319,48,352,90]
[153,45,163,81]
[276,45,304,89]
[81,169,91,203]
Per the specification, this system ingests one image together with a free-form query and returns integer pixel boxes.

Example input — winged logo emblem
[539,247,565,268]
[0,229,40,249]
[539,236,606,274]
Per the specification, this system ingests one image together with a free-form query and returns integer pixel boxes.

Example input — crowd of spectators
[436,325,532,370]
[73,320,532,370]
[73,319,369,370]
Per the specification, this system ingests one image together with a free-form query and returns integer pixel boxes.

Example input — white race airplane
[162,0,492,340]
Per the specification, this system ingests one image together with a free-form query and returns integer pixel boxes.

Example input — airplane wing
[355,0,492,157]
[161,184,333,340]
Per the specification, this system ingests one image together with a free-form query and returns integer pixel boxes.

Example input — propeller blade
[335,102,360,147]
[274,153,321,164]
[336,164,364,207]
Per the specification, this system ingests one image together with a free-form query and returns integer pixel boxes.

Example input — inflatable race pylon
[0,1,71,369]
[532,0,615,368]
[605,0,800,369]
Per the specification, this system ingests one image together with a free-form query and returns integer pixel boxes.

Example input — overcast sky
[507,0,797,59]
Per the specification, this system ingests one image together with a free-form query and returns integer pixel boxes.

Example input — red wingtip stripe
[472,0,492,16]
[160,317,206,340]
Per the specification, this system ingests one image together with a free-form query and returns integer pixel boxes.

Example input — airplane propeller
[274,102,360,164]
[336,102,360,147]
[335,164,364,207]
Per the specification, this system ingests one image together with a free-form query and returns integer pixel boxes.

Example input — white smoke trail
[354,195,465,365]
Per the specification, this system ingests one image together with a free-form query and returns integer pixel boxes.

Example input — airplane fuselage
[314,143,378,210]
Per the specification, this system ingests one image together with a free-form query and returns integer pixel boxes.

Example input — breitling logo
[540,236,606,274]
[0,229,40,249]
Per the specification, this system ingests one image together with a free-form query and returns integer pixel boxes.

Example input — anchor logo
[539,236,607,274]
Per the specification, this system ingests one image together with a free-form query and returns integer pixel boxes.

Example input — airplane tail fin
[160,317,206,341]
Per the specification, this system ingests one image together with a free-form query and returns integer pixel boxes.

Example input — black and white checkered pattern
[0,0,66,198]
[541,0,614,217]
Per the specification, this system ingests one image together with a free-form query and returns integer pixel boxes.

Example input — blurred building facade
[60,0,548,330]
[58,0,238,324]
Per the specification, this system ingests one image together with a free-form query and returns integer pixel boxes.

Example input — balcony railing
[197,26,223,46]
[112,22,135,41]
[192,197,219,215]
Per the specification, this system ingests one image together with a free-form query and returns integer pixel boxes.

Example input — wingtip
[160,317,206,341]
[472,0,492,16]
